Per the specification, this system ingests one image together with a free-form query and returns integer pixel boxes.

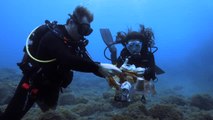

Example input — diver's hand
[135,67,146,75]
[98,63,122,78]
[120,58,129,71]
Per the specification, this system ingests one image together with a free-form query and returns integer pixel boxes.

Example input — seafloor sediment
[0,68,213,120]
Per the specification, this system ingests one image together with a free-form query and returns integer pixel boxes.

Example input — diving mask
[126,40,142,54]
[76,16,93,36]
[78,23,93,36]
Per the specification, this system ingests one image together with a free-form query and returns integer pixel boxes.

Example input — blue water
[0,0,213,95]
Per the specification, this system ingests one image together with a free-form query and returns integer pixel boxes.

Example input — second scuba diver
[100,25,164,103]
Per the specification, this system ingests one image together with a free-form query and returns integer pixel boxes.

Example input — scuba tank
[25,20,58,63]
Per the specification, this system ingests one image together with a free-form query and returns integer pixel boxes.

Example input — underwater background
[0,0,213,120]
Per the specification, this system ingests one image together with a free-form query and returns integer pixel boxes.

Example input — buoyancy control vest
[18,20,92,88]
[17,20,74,89]
[17,20,58,73]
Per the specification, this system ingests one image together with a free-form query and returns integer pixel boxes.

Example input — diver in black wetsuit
[114,25,157,103]
[100,25,164,103]
[0,6,118,120]
[100,25,165,103]
[116,29,156,81]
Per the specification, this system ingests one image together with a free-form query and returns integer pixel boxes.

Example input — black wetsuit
[116,48,156,80]
[0,25,101,120]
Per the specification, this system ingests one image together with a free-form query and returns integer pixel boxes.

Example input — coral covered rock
[102,91,114,99]
[149,104,183,120]
[111,114,156,120]
[59,93,89,106]
[187,112,213,120]
[0,68,21,81]
[196,113,213,120]
[99,102,113,112]
[58,107,79,120]
[71,101,113,117]
[111,115,134,120]
[109,99,130,108]
[75,96,89,104]
[38,110,66,120]
[190,94,213,110]
[161,95,187,106]
[71,104,95,116]
[59,93,76,105]
[0,83,14,105]
[126,102,149,118]
[112,102,156,120]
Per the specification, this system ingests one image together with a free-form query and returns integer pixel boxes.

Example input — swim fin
[155,65,165,74]
[100,28,117,64]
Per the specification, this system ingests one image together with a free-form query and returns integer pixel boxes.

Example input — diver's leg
[36,85,60,112]
[141,95,146,104]
[114,90,122,101]
[0,75,35,120]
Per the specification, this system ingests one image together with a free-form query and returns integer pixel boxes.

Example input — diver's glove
[120,58,136,71]
[98,63,122,78]
[135,67,146,75]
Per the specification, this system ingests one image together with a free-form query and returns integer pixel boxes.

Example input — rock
[59,94,88,105]
[99,103,113,112]
[121,102,149,119]
[0,83,14,105]
[111,115,134,120]
[75,97,89,104]
[161,95,187,106]
[188,112,213,120]
[59,93,76,105]
[109,99,130,108]
[57,107,79,120]
[190,94,213,110]
[38,110,66,120]
[71,103,98,116]
[102,91,113,100]
[149,104,183,120]
[71,101,111,116]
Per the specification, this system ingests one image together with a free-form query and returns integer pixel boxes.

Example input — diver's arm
[116,48,129,68]
[116,56,124,68]
[80,47,94,62]
[43,34,100,73]
[81,47,104,77]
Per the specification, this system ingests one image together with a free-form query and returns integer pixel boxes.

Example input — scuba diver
[0,6,121,120]
[100,25,165,103]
